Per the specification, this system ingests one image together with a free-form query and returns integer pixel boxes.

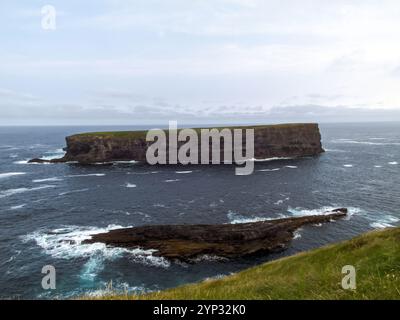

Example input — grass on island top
[86,227,400,300]
[72,123,316,139]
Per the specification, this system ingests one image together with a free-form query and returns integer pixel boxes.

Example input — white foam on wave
[28,143,49,149]
[250,157,295,162]
[175,171,193,174]
[127,171,152,175]
[274,197,290,205]
[332,140,400,146]
[285,166,298,169]
[14,159,51,165]
[153,203,168,208]
[370,222,394,229]
[0,185,56,199]
[165,179,180,183]
[125,183,137,188]
[21,224,170,281]
[33,177,63,183]
[227,206,358,225]
[227,210,277,224]
[257,168,280,172]
[324,149,347,153]
[67,174,106,178]
[191,255,228,263]
[383,215,400,223]
[10,204,26,210]
[287,206,362,220]
[374,165,383,168]
[59,188,89,196]
[130,211,151,219]
[84,282,146,298]
[0,172,26,179]
[112,160,138,164]
[388,161,398,165]
[41,148,66,161]
[13,148,65,164]
[293,230,302,240]
[343,164,353,168]
[13,159,29,164]
[368,214,399,229]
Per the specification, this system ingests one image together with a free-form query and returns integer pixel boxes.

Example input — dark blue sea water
[0,123,399,299]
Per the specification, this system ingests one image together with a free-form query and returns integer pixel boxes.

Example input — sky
[1,0,400,125]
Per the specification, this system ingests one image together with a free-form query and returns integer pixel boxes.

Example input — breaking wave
[10,204,26,210]
[368,214,399,229]
[0,172,26,179]
[332,139,400,146]
[33,177,64,183]
[84,282,146,298]
[274,197,290,205]
[67,174,106,178]
[257,168,280,172]
[13,160,30,165]
[125,183,137,188]
[14,159,51,165]
[227,206,359,225]
[59,188,90,196]
[0,185,56,199]
[112,160,138,164]
[227,210,277,224]
[370,222,395,229]
[324,148,347,153]
[21,225,170,281]
[41,148,66,161]
[293,230,302,239]
[191,255,228,263]
[250,157,296,162]
[287,206,362,219]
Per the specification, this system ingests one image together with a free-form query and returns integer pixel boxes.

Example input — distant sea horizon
[1,120,400,128]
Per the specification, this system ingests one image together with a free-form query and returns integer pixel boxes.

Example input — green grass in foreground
[87,227,400,300]
[72,123,315,139]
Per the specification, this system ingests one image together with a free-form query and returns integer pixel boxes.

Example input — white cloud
[1,0,400,124]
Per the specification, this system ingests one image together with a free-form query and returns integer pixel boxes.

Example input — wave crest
[21,224,170,280]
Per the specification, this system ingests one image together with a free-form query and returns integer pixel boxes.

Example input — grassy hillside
[90,227,400,300]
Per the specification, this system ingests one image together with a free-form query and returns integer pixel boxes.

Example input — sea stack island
[30,123,347,262]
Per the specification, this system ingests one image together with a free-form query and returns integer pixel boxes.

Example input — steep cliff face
[30,123,324,164]
[252,123,323,159]
[62,134,150,163]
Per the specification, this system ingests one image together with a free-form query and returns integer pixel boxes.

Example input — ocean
[0,123,399,299]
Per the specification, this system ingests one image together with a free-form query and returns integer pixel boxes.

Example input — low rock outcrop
[83,208,347,261]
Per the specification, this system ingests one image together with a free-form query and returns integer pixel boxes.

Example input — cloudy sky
[1,0,400,125]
